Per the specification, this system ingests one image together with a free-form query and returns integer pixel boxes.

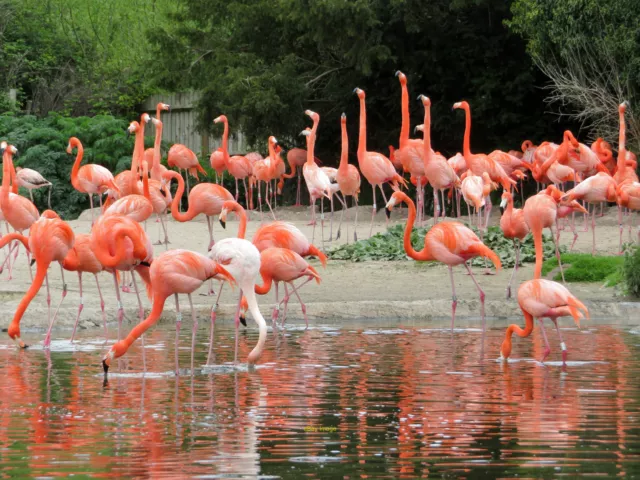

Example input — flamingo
[460,172,490,231]
[386,191,501,332]
[388,145,403,171]
[499,191,529,299]
[102,250,235,374]
[453,101,515,224]
[167,142,207,197]
[395,72,426,223]
[614,102,639,187]
[208,204,268,364]
[90,214,153,343]
[252,137,280,220]
[214,115,252,207]
[145,103,170,176]
[301,123,331,246]
[144,125,173,245]
[616,182,640,247]
[14,167,53,209]
[112,115,151,200]
[1,145,39,279]
[103,159,154,223]
[336,113,361,241]
[163,170,234,250]
[68,137,118,225]
[353,87,407,236]
[62,234,110,341]
[419,95,459,225]
[0,209,74,349]
[499,279,589,364]
[562,172,618,255]
[252,221,327,266]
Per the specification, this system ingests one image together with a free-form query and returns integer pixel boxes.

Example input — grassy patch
[542,253,624,285]
[328,224,562,267]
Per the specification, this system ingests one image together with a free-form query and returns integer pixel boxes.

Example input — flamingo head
[395,70,407,84]
[452,100,468,111]
[219,200,240,229]
[386,191,406,211]
[300,129,311,137]
[141,113,151,124]
[214,115,227,124]
[521,140,534,151]
[341,112,346,124]
[414,124,424,134]
[41,210,60,220]
[268,136,279,147]
[563,130,579,148]
[158,102,170,112]
[127,121,139,137]
[152,117,162,127]
[620,101,629,113]
[0,140,6,154]
[102,342,127,374]
[417,94,430,107]
[353,87,365,99]
[304,110,319,123]
[500,191,512,209]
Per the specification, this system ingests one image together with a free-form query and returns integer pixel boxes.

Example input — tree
[509,0,640,150]
[152,0,563,161]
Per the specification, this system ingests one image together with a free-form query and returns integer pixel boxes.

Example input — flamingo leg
[235,178,239,202]
[130,271,146,371]
[296,169,302,206]
[47,185,52,209]
[207,282,224,365]
[537,318,552,363]
[289,280,310,329]
[89,194,95,226]
[310,198,317,243]
[175,293,181,375]
[70,271,84,343]
[464,262,486,334]
[205,216,215,251]
[591,206,596,255]
[369,184,377,237]
[281,284,290,327]
[551,222,566,284]
[335,193,347,241]
[320,195,325,249]
[188,293,197,372]
[328,192,334,241]
[551,319,569,364]
[483,194,492,229]
[272,282,280,324]
[379,185,390,228]
[44,265,68,349]
[441,189,447,219]
[264,182,277,220]
[448,266,457,331]
[186,171,191,198]
[456,189,461,218]
[353,196,359,242]
[433,189,439,226]
[112,272,124,340]
[45,272,52,330]
[95,274,107,339]
[243,178,249,211]
[278,277,315,326]
[506,241,520,299]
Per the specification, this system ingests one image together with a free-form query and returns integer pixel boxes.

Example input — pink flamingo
[252,137,279,220]
[167,143,207,197]
[14,167,53,209]
[500,279,589,365]
[387,191,501,332]
[499,190,529,299]
[336,113,361,241]
[354,87,407,236]
[214,115,252,206]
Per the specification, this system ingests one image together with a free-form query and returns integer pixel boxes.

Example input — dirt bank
[1,205,638,339]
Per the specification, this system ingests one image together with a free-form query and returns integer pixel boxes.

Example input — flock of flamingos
[0,71,639,376]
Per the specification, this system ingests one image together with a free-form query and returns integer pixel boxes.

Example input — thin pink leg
[70,271,84,342]
[264,182,277,220]
[296,170,302,206]
[95,274,108,339]
[188,293,197,372]
[175,293,181,375]
[379,185,390,228]
[433,190,439,226]
[206,216,215,251]
[506,242,519,299]
[538,319,552,363]
[278,277,314,326]
[551,319,568,364]
[112,272,124,340]
[591,207,596,255]
[551,222,566,284]
[290,281,310,329]
[464,262,486,334]
[281,284,290,327]
[207,282,224,365]
[370,184,377,237]
[272,282,280,324]
[44,265,68,348]
[448,266,457,331]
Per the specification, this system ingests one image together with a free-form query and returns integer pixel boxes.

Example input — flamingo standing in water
[0,209,74,349]
[214,115,252,207]
[419,95,459,225]
[499,279,589,365]
[354,88,407,236]
[68,137,118,225]
[336,113,361,241]
[387,191,501,332]
[499,191,529,299]
[252,221,327,266]
[102,250,235,374]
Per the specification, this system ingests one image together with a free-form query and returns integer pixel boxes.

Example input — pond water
[1,320,640,478]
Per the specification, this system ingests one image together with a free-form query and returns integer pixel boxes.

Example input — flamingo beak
[219,217,226,229]
[239,314,247,327]
[500,198,507,209]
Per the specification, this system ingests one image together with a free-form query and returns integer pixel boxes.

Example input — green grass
[542,253,624,286]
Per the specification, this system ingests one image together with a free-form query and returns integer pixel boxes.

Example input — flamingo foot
[483,269,495,275]
[43,333,52,349]
[307,220,317,226]
[562,349,568,365]
[540,347,551,363]
[208,240,215,250]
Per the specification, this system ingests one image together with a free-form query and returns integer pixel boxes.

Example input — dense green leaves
[542,253,624,286]
[328,224,562,268]
[623,246,640,297]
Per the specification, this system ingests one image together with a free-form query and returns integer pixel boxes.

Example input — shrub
[623,245,640,297]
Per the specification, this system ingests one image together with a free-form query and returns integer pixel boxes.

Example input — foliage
[542,253,624,286]
[328,224,562,268]
[508,0,640,150]
[152,0,566,160]
[622,246,640,297]
[0,0,176,117]
[0,114,156,219]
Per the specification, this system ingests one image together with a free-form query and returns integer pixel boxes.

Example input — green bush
[542,253,624,285]
[623,246,640,297]
[0,114,155,219]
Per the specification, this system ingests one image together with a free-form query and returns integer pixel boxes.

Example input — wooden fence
[141,92,247,156]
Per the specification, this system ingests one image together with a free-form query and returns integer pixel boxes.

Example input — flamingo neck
[118,294,166,356]
[142,163,150,200]
[244,289,267,364]
[1,150,14,209]
[461,104,472,159]
[70,142,84,188]
[234,205,247,239]
[152,125,163,173]
[254,270,272,295]
[338,121,349,173]
[422,103,433,166]
[357,96,367,156]
[399,80,409,148]
[400,194,432,261]
[501,311,534,359]
[9,261,49,342]
[617,107,627,176]
[168,172,197,222]
[221,118,230,164]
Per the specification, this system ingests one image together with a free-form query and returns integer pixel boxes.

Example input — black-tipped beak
[499,206,505,215]
[139,261,151,267]
[219,219,226,229]
[126,130,131,138]
[240,314,247,327]
[166,105,171,112]
[385,207,391,219]
[102,359,109,374]
[30,259,36,267]
[395,71,401,77]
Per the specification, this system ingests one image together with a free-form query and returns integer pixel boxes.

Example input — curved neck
[502,311,534,358]
[167,171,197,222]
[400,194,432,261]
[233,205,247,239]
[338,120,349,171]
[245,289,267,364]
[505,197,514,215]
[254,270,272,295]
[422,103,432,166]
[461,105,472,159]
[71,142,84,187]
[118,294,166,356]
[155,104,164,121]
[93,226,139,268]
[399,81,409,148]
[357,96,367,155]
[9,261,49,340]
[617,108,627,175]
[220,118,230,163]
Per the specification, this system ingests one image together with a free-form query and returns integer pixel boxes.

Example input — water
[2,320,640,478]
